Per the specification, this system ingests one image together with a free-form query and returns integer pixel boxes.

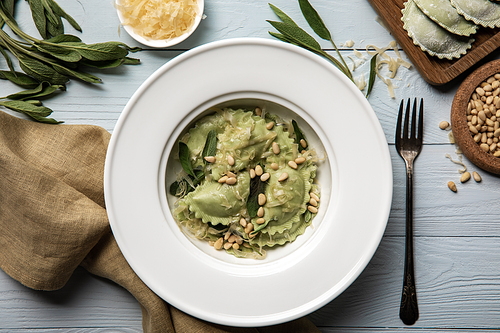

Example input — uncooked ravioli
[401,0,474,59]
[450,0,500,28]
[413,0,477,36]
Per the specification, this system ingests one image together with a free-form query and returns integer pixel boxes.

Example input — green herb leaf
[292,119,307,149]
[48,0,82,32]
[45,34,82,43]
[0,100,61,123]
[304,210,312,223]
[178,141,196,178]
[4,82,64,100]
[28,0,48,39]
[0,70,40,89]
[247,175,266,218]
[52,62,102,83]
[202,129,217,162]
[266,20,321,51]
[251,220,270,235]
[269,3,298,26]
[298,0,331,40]
[34,43,82,62]
[366,53,378,98]
[61,42,129,62]
[18,55,69,85]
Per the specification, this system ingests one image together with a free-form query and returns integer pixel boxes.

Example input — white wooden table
[1,0,500,331]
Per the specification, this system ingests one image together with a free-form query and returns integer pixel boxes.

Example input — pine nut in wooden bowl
[451,59,500,175]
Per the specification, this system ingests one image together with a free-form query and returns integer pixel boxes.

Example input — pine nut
[278,172,288,182]
[473,171,482,182]
[266,121,274,130]
[272,142,280,154]
[257,207,264,217]
[227,155,235,166]
[228,234,236,243]
[204,156,215,163]
[307,206,318,214]
[309,198,318,206]
[256,218,265,224]
[255,107,262,116]
[224,242,233,250]
[288,160,298,169]
[439,121,449,130]
[260,172,270,182]
[310,192,320,202]
[258,193,267,205]
[214,237,224,250]
[227,171,236,178]
[448,181,457,192]
[250,168,256,178]
[218,176,228,183]
[480,143,490,152]
[245,223,254,234]
[224,231,231,240]
[460,171,471,183]
[295,157,306,164]
[239,217,247,227]
[232,243,240,250]
[225,177,237,185]
[255,165,263,176]
[300,139,307,148]
[271,162,279,170]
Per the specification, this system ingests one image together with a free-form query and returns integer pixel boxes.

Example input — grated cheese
[117,0,199,41]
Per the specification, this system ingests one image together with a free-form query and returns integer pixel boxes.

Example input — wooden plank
[308,236,500,329]
[366,0,500,86]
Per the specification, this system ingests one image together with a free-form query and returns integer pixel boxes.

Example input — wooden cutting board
[367,0,500,86]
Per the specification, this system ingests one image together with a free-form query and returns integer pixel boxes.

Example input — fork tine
[403,98,411,139]
[411,98,417,139]
[396,99,404,141]
[418,98,424,141]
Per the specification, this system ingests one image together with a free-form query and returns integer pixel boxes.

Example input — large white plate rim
[104,37,392,327]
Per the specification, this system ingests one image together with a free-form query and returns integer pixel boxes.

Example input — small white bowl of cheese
[116,0,204,48]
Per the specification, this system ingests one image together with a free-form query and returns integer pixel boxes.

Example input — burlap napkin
[0,110,319,333]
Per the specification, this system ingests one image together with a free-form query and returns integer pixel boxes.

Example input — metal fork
[395,98,423,325]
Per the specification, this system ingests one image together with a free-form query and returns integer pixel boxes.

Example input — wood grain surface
[367,0,500,86]
[1,0,500,332]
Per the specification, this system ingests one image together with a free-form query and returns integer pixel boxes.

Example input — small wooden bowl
[451,59,500,175]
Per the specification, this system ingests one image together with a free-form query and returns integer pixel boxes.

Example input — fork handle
[400,165,419,325]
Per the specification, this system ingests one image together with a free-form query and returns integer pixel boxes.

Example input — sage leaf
[45,34,82,43]
[81,58,125,69]
[267,20,321,51]
[28,0,48,39]
[247,175,266,218]
[34,43,82,62]
[0,100,53,118]
[26,113,61,123]
[5,82,64,100]
[61,42,129,61]
[298,0,331,41]
[202,129,217,162]
[52,63,102,83]
[178,141,196,178]
[269,3,298,26]
[0,70,40,88]
[304,210,312,223]
[268,31,298,46]
[0,47,17,73]
[366,54,378,98]
[292,119,307,149]
[48,0,82,32]
[18,55,69,85]
[250,220,270,235]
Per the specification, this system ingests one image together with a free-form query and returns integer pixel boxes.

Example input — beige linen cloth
[0,110,319,333]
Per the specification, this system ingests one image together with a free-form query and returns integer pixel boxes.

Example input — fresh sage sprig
[0,0,140,122]
[202,129,217,163]
[247,165,267,218]
[268,1,377,97]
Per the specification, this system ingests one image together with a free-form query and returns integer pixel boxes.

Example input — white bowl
[104,38,392,327]
[115,0,204,48]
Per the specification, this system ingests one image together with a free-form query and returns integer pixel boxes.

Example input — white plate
[104,38,392,327]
